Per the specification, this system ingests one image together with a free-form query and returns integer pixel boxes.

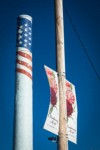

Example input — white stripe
[17,48,32,56]
[17,55,32,66]
[17,64,32,76]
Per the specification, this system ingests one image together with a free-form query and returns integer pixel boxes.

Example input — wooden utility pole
[55,0,68,150]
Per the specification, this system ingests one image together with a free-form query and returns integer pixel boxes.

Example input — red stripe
[16,68,32,79]
[17,51,32,61]
[17,59,32,71]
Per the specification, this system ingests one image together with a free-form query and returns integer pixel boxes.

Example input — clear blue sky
[0,0,100,149]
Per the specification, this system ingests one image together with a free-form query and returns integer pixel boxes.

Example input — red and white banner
[43,65,77,144]
[43,65,59,135]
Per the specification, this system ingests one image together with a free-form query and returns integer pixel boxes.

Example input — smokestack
[13,14,33,150]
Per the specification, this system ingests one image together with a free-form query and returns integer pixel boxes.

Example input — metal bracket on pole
[57,72,65,77]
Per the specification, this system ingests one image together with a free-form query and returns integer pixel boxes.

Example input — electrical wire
[64,6,100,80]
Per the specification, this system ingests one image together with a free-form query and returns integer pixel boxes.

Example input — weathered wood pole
[55,0,68,150]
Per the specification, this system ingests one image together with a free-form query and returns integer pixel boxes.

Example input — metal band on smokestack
[13,14,33,150]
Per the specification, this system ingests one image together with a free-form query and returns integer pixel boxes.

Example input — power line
[64,6,100,80]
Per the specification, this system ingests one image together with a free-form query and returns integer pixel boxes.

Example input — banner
[43,65,77,144]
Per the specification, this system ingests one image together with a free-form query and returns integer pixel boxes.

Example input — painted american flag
[16,15,32,80]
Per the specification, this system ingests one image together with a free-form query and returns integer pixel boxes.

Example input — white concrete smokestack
[13,14,33,150]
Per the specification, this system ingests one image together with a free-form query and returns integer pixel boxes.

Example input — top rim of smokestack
[19,14,32,22]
